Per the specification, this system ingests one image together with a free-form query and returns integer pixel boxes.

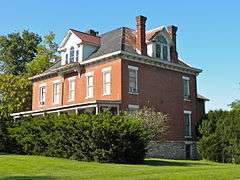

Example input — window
[86,72,94,98]
[128,65,138,93]
[76,50,79,61]
[39,86,46,105]
[128,104,139,112]
[69,46,74,62]
[102,67,111,95]
[68,77,76,101]
[65,54,68,64]
[53,82,60,104]
[183,76,190,100]
[155,35,169,61]
[184,111,192,137]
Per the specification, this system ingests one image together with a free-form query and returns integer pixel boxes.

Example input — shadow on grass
[144,159,210,167]
[0,176,56,180]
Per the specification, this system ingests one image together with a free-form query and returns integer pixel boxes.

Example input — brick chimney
[135,15,147,55]
[167,25,178,63]
[85,29,99,36]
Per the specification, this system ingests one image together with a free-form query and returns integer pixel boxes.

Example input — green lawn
[0,154,240,180]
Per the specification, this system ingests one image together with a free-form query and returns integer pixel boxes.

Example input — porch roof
[11,100,121,118]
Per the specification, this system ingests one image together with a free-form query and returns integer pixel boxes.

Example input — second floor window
[103,68,111,96]
[155,35,169,61]
[70,46,74,62]
[53,82,60,104]
[184,111,192,137]
[183,76,190,100]
[39,86,46,105]
[128,66,138,93]
[68,78,75,101]
[86,74,93,98]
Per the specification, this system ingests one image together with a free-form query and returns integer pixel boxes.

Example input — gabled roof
[33,26,202,80]
[145,26,174,46]
[70,29,101,45]
[59,29,101,50]
[146,26,164,41]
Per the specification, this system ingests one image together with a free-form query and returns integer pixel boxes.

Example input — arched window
[155,35,169,61]
[69,46,75,62]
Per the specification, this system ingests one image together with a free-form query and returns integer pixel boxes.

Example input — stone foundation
[146,141,200,160]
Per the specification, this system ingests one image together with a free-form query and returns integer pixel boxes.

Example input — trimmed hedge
[8,112,148,163]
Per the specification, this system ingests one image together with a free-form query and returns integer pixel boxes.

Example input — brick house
[12,15,208,159]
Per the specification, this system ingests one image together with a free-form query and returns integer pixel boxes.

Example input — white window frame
[85,72,94,99]
[52,80,61,105]
[102,67,111,96]
[68,77,76,102]
[182,76,190,101]
[184,110,192,138]
[69,46,75,63]
[39,84,46,106]
[128,65,138,94]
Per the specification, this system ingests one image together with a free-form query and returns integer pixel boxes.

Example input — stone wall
[146,141,200,160]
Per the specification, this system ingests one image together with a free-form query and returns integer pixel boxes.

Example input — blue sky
[1,0,239,111]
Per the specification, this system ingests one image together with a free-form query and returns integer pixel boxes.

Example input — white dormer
[146,27,173,62]
[58,29,100,65]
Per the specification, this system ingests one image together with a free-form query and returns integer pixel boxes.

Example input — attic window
[70,47,75,63]
[155,35,169,61]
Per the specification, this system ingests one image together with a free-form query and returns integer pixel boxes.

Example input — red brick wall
[196,99,205,121]
[121,59,198,141]
[32,58,201,142]
[32,59,122,110]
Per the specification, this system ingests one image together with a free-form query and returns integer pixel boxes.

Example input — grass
[0,154,240,179]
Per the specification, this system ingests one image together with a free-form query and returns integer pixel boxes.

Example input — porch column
[117,105,120,115]
[96,105,99,115]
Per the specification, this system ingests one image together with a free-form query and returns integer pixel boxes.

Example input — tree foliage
[0,31,59,152]
[125,106,169,142]
[198,109,240,163]
[0,30,41,75]
[25,32,58,76]
[229,99,240,111]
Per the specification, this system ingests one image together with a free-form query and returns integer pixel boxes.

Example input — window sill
[185,136,192,139]
[85,96,93,99]
[128,92,139,95]
[184,99,191,102]
[52,102,60,105]
[68,99,75,102]
[103,93,111,96]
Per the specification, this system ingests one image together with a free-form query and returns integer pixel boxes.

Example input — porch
[11,100,121,119]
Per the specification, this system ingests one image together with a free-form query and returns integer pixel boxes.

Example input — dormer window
[70,46,75,63]
[155,35,169,61]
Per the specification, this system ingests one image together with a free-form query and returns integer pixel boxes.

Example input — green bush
[198,110,240,164]
[8,112,147,163]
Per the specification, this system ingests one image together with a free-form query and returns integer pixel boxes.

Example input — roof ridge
[146,26,164,33]
[70,28,101,38]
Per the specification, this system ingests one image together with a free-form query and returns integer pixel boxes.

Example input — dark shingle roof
[39,27,199,77]
[86,27,136,59]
